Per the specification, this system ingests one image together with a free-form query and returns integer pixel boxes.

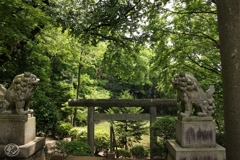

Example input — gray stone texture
[0,114,36,145]
[167,140,226,160]
[0,115,45,160]
[0,137,45,159]
[176,116,216,148]
[167,116,226,160]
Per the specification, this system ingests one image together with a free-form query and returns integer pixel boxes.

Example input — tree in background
[107,91,148,150]
[144,0,224,145]
[0,0,50,67]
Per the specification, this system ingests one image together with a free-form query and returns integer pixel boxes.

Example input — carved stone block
[167,140,226,160]
[176,116,216,148]
[0,114,36,145]
[0,137,45,159]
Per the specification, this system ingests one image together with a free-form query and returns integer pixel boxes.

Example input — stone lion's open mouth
[32,78,40,87]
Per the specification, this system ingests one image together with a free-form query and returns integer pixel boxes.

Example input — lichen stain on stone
[236,63,239,70]
[186,127,195,144]
[196,128,213,142]
[231,49,238,58]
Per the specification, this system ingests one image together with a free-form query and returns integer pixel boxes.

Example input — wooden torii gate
[68,99,177,157]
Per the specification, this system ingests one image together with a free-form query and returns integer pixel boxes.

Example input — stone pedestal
[0,114,45,160]
[107,152,115,159]
[167,116,226,160]
[0,114,36,145]
[176,116,216,148]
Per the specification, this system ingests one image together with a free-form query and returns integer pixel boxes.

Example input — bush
[66,141,92,156]
[150,116,176,158]
[51,140,69,156]
[130,145,145,159]
[69,128,81,140]
[151,116,176,140]
[94,130,110,155]
[76,129,87,143]
[55,122,73,140]
[150,141,167,158]
[51,140,92,157]
[117,148,131,158]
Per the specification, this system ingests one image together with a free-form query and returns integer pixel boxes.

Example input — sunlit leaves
[0,0,49,65]
[147,0,220,97]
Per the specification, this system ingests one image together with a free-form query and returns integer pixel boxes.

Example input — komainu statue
[171,72,215,117]
[0,72,39,115]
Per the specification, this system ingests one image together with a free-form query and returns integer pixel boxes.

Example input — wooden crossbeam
[68,99,177,107]
[94,113,150,120]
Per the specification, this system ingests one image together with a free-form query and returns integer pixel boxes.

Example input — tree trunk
[217,1,240,159]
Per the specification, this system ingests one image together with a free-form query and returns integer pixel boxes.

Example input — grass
[95,121,111,132]
[77,121,110,132]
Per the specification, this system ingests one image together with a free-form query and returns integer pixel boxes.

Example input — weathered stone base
[176,116,216,148]
[0,114,36,145]
[107,153,115,159]
[167,140,226,160]
[0,137,45,160]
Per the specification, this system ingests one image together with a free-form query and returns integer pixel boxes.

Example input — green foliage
[151,116,176,140]
[150,142,166,158]
[55,122,73,140]
[65,141,92,156]
[61,105,88,126]
[130,145,146,159]
[48,0,151,46]
[94,130,110,155]
[69,127,88,142]
[51,140,69,157]
[51,140,92,157]
[150,116,176,158]
[76,129,88,143]
[0,0,49,66]
[117,148,131,158]
[107,91,148,149]
[69,128,80,140]
[69,128,110,154]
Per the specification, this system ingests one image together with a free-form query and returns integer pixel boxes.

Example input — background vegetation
[0,0,223,151]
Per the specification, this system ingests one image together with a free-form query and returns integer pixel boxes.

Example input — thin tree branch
[183,51,221,75]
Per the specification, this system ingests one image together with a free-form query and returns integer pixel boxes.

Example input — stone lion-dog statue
[171,72,215,117]
[0,72,39,115]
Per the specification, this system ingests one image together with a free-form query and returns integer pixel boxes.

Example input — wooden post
[150,106,157,159]
[110,123,113,153]
[88,106,94,156]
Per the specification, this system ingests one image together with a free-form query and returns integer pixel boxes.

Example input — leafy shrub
[94,130,110,155]
[69,128,81,140]
[51,140,69,156]
[150,141,167,158]
[117,148,131,158]
[151,116,176,140]
[51,140,92,157]
[130,145,145,159]
[55,122,73,140]
[150,116,176,158]
[76,129,87,143]
[65,141,92,156]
